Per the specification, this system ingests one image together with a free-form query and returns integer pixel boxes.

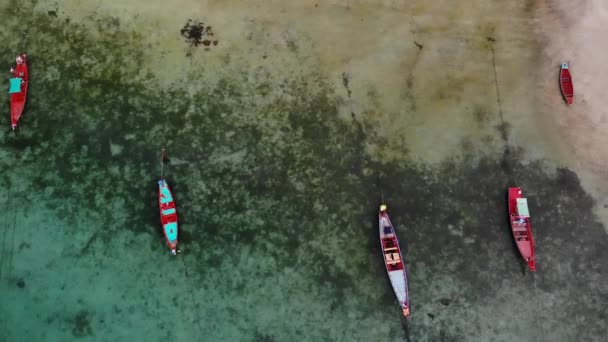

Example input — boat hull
[508,188,536,271]
[379,205,410,317]
[560,63,574,105]
[158,179,179,254]
[10,54,29,128]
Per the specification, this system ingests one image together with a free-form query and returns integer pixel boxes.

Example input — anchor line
[20,31,27,54]
[402,319,412,342]
[490,44,518,187]
[490,46,505,127]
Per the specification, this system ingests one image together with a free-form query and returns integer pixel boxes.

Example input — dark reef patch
[342,72,352,98]
[254,332,276,342]
[71,310,93,337]
[180,19,218,49]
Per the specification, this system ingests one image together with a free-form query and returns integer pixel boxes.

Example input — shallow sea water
[0,1,606,341]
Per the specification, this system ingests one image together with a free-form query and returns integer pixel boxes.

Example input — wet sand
[0,0,607,341]
[536,0,608,226]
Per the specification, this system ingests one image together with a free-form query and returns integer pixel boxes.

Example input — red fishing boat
[560,62,574,105]
[379,204,410,318]
[8,53,29,129]
[508,188,536,271]
[158,148,179,255]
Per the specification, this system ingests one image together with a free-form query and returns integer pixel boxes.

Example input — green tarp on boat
[8,78,22,94]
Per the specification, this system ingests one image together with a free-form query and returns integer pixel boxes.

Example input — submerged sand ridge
[0,0,607,341]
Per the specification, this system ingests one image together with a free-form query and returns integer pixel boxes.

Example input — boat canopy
[164,222,178,242]
[516,198,530,217]
[8,78,22,94]
[159,183,173,204]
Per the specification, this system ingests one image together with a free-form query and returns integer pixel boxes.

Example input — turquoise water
[1,1,607,341]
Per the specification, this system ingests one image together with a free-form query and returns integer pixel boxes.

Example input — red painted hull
[560,64,574,105]
[508,188,536,271]
[10,54,29,128]
[379,205,410,318]
[158,179,179,253]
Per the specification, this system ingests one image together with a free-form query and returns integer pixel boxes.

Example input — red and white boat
[508,188,536,271]
[560,62,574,105]
[8,53,29,129]
[379,204,410,318]
[158,148,179,255]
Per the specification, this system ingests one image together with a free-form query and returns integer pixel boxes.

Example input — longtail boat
[560,62,574,105]
[379,204,410,318]
[8,53,29,129]
[508,188,536,271]
[158,148,179,255]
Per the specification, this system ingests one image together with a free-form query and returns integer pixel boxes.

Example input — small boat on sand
[508,188,536,271]
[158,148,179,255]
[379,204,410,318]
[8,53,29,129]
[560,62,574,105]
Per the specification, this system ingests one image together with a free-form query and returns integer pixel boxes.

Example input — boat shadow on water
[400,317,412,342]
